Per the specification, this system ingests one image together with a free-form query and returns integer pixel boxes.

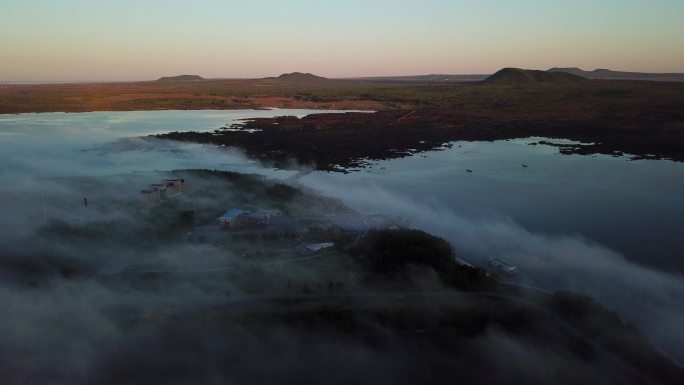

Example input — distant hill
[156,75,204,82]
[274,72,328,82]
[349,74,488,83]
[549,67,684,81]
[484,68,586,84]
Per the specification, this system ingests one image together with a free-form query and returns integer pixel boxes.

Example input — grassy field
[3,74,682,115]
[0,78,393,113]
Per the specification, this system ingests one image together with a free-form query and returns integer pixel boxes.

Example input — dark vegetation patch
[350,229,495,290]
[352,229,455,274]
[157,83,684,170]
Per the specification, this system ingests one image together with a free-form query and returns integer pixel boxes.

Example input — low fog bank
[1,164,678,383]
[0,274,663,385]
[0,136,299,241]
[1,111,683,383]
[301,175,684,362]
[0,168,331,383]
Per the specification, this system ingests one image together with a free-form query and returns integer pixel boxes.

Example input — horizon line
[3,67,684,84]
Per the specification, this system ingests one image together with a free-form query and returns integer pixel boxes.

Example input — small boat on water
[466,169,473,173]
[522,164,528,168]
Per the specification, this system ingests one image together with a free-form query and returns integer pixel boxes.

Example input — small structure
[139,177,185,203]
[219,209,271,230]
[296,242,335,256]
[220,209,248,227]
[164,178,185,193]
[487,257,517,275]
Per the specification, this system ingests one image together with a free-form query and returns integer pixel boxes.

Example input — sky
[1,0,683,81]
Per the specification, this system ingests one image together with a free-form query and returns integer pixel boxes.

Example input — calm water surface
[303,139,684,273]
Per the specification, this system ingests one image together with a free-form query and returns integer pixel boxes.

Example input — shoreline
[0,106,377,117]
[155,109,684,171]
[0,99,382,115]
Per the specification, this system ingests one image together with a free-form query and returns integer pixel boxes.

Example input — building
[139,177,185,203]
[219,209,248,228]
[219,209,271,230]
[164,178,185,193]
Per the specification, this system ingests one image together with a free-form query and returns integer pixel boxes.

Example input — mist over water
[298,141,684,361]
[0,110,311,240]
[303,139,684,272]
[300,173,684,361]
[1,110,684,373]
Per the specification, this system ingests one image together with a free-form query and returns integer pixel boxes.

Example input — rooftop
[221,209,249,219]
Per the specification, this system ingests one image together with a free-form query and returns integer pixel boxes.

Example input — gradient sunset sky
[2,0,683,81]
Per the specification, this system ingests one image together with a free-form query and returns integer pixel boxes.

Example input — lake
[302,138,684,273]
